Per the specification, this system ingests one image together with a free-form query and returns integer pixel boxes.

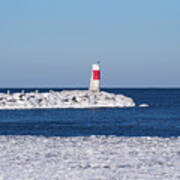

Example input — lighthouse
[89,63,100,91]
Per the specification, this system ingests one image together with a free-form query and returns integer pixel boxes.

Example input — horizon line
[0,86,180,89]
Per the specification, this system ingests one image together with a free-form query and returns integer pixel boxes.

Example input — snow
[0,135,180,180]
[0,90,136,109]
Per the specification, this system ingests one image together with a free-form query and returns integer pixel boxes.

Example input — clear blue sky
[0,0,179,87]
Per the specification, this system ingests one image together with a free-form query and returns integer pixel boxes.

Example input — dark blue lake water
[0,88,180,137]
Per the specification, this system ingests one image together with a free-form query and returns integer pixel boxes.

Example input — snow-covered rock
[0,90,136,109]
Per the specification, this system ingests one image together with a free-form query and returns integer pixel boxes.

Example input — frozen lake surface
[0,135,180,180]
[0,88,180,179]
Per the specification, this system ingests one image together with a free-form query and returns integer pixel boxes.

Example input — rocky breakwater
[0,90,136,109]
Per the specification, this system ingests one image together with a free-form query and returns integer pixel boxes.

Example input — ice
[0,90,136,109]
[139,104,150,108]
[0,135,180,180]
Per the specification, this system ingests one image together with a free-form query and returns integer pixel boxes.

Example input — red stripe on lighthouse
[93,70,100,80]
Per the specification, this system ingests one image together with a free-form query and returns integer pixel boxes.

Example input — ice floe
[0,90,136,109]
[139,103,150,108]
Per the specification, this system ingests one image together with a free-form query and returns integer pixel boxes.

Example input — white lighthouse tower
[89,63,101,91]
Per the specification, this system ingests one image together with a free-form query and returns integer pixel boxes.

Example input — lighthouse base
[89,80,100,92]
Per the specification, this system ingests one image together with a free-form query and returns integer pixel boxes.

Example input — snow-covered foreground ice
[0,90,135,109]
[0,136,180,180]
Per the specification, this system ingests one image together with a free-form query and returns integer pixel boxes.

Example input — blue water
[0,88,180,137]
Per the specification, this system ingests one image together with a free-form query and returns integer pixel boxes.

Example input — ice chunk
[139,104,149,108]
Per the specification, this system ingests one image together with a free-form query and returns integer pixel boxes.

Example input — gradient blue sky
[0,0,179,87]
